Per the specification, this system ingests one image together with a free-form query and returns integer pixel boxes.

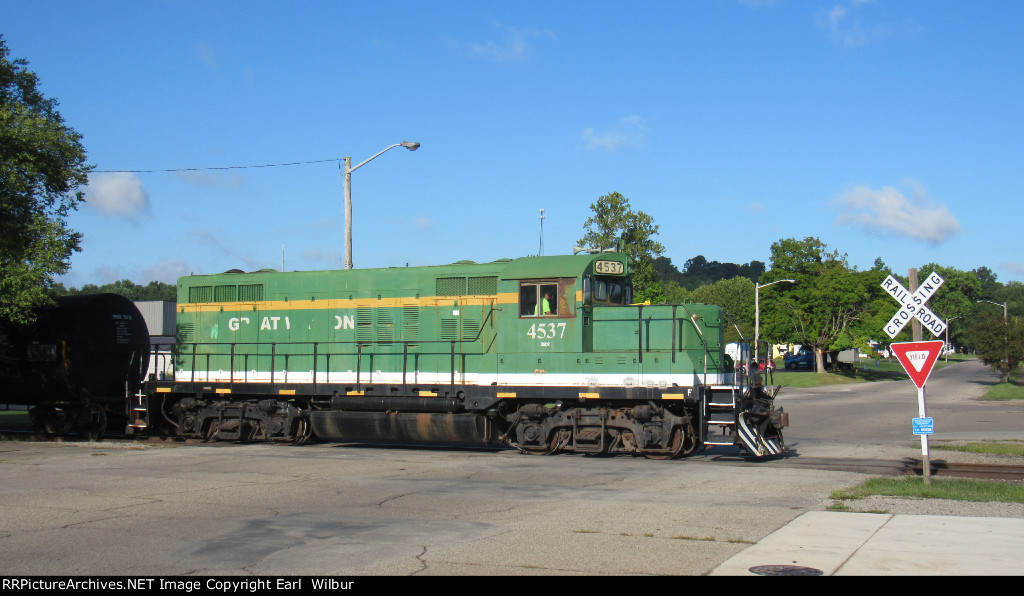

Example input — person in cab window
[536,291,552,316]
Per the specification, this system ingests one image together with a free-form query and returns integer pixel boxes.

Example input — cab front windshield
[587,276,632,305]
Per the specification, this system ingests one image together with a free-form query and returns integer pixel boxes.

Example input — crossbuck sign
[881,272,947,339]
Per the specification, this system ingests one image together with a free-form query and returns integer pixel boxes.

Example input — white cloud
[196,42,219,73]
[142,259,192,284]
[832,181,961,243]
[188,229,265,271]
[84,172,152,224]
[817,1,889,48]
[301,248,342,269]
[1000,261,1024,278]
[93,266,123,285]
[465,23,555,63]
[312,216,337,230]
[582,115,648,153]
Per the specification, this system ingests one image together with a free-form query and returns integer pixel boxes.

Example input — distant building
[135,301,176,380]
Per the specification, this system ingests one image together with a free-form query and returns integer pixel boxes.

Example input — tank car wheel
[75,407,108,441]
[29,406,60,437]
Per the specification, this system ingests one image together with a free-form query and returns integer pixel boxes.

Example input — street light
[755,279,796,366]
[343,141,420,269]
[977,299,1008,324]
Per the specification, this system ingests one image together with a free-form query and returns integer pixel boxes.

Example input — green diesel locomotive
[138,252,787,458]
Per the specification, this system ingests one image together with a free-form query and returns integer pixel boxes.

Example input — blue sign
[913,417,934,435]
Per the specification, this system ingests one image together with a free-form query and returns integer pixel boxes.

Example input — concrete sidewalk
[710,511,1024,575]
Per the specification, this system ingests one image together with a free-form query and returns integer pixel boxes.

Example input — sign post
[881,272,947,484]
[890,340,945,484]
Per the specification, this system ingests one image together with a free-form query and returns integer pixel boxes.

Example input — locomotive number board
[595,260,624,275]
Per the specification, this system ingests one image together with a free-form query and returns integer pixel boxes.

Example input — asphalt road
[0,359,1020,576]
[778,358,1024,459]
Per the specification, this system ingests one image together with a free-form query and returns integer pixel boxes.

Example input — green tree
[661,280,691,305]
[578,192,665,303]
[0,36,91,325]
[967,312,1024,384]
[912,263,981,348]
[52,279,177,302]
[653,256,685,286]
[999,281,1024,318]
[761,237,885,372]
[677,255,765,290]
[691,277,755,343]
[973,266,1001,301]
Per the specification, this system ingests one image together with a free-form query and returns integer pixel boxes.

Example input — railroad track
[905,460,1024,482]
[752,455,1024,482]
[4,430,1024,481]
[0,429,190,445]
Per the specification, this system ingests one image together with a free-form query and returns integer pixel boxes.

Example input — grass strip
[934,440,1024,457]
[831,476,1024,504]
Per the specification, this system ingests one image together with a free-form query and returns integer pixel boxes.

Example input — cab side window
[520,282,559,317]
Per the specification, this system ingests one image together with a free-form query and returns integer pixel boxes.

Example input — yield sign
[890,340,945,388]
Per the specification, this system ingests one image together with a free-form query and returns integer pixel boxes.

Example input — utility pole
[909,268,922,341]
[342,141,420,269]
[539,209,545,256]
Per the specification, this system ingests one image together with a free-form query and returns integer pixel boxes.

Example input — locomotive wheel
[241,421,263,443]
[291,417,312,446]
[680,419,701,457]
[680,432,701,457]
[642,426,684,460]
[202,420,219,442]
[522,433,559,455]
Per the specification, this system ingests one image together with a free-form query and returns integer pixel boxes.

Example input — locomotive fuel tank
[1,294,150,437]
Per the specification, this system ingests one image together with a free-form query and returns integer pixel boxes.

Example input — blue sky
[5,0,1023,288]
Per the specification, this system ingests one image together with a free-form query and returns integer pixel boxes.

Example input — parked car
[784,348,815,370]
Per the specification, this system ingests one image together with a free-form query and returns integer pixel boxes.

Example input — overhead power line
[93,157,343,174]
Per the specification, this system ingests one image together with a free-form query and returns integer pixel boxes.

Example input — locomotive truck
[135,252,787,458]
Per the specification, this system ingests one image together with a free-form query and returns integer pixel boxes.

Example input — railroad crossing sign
[890,340,945,389]
[881,272,947,339]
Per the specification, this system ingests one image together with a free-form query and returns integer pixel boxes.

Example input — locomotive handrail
[674,303,709,387]
[637,305,643,364]
[145,344,176,382]
[156,307,501,394]
[670,305,678,364]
